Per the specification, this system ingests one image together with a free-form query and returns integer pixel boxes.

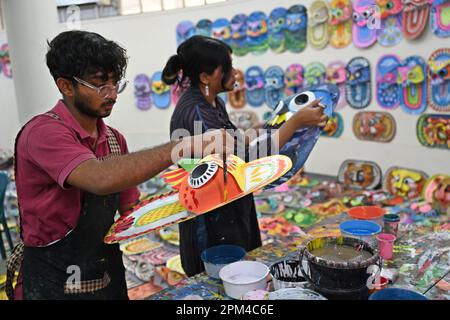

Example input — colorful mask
[229,110,259,130]
[245,66,266,107]
[268,7,288,53]
[230,14,248,56]
[284,64,304,96]
[326,61,347,110]
[376,0,403,46]
[402,0,430,39]
[196,19,212,37]
[134,74,152,111]
[246,11,269,55]
[262,84,340,189]
[430,0,450,38]
[428,48,450,112]
[376,54,401,109]
[352,0,378,48]
[305,62,326,87]
[397,56,427,114]
[176,21,196,46]
[228,69,246,109]
[120,237,162,255]
[0,43,12,78]
[346,57,372,109]
[285,4,308,53]
[338,159,383,190]
[264,66,286,109]
[212,18,231,45]
[330,0,353,48]
[423,174,450,214]
[308,0,330,49]
[321,112,344,137]
[104,154,292,243]
[353,111,396,142]
[151,72,171,109]
[416,114,450,149]
[383,167,428,198]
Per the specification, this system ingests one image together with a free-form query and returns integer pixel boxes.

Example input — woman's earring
[205,85,209,97]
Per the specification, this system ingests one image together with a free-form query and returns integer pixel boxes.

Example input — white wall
[1,0,449,176]
[0,32,19,151]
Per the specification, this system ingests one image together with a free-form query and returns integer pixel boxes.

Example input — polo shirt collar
[51,100,109,143]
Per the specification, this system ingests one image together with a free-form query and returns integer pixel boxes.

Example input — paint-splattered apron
[6,112,128,300]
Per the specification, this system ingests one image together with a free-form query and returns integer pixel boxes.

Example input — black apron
[10,111,128,300]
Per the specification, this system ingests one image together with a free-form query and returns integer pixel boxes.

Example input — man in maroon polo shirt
[9,30,231,300]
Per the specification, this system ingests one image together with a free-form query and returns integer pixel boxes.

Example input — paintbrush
[422,268,450,295]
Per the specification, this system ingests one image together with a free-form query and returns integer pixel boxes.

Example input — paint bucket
[383,214,400,236]
[219,261,269,300]
[339,220,382,247]
[201,245,246,279]
[299,236,381,300]
[347,206,386,226]
[376,233,396,260]
[369,288,428,300]
[269,259,308,290]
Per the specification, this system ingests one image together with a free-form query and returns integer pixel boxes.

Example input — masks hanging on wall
[285,4,308,53]
[402,0,430,40]
[353,111,396,142]
[427,48,450,112]
[346,57,372,109]
[329,0,353,48]
[268,7,288,53]
[308,0,330,49]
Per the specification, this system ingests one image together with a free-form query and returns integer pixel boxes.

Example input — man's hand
[173,129,234,162]
[292,99,328,128]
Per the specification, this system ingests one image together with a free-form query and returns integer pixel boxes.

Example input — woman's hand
[292,99,328,128]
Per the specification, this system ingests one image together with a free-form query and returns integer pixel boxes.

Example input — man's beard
[74,94,112,118]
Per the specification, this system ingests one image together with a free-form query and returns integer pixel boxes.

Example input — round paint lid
[347,206,385,220]
[339,220,382,236]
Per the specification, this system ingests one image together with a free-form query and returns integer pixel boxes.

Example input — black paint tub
[299,236,381,300]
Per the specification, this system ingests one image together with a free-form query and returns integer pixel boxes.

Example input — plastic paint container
[339,220,382,246]
[347,206,386,226]
[383,214,400,236]
[376,233,396,260]
[219,261,269,300]
[201,245,246,279]
[369,288,428,300]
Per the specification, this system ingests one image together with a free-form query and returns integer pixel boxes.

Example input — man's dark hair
[46,30,128,83]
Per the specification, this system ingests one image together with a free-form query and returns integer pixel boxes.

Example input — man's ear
[56,78,75,97]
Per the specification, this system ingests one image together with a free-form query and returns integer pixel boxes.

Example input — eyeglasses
[73,76,128,99]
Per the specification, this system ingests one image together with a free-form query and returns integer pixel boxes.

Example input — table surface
[149,208,450,300]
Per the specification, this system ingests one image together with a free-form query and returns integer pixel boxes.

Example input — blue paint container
[339,220,382,246]
[369,288,428,300]
[201,245,246,279]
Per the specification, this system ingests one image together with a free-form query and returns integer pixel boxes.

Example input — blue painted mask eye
[438,68,448,77]
[189,162,218,188]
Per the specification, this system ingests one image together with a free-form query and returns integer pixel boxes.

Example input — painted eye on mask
[385,1,394,10]
[277,18,284,25]
[352,12,361,21]
[288,91,316,112]
[438,68,448,78]
[362,10,372,18]
[188,162,219,189]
